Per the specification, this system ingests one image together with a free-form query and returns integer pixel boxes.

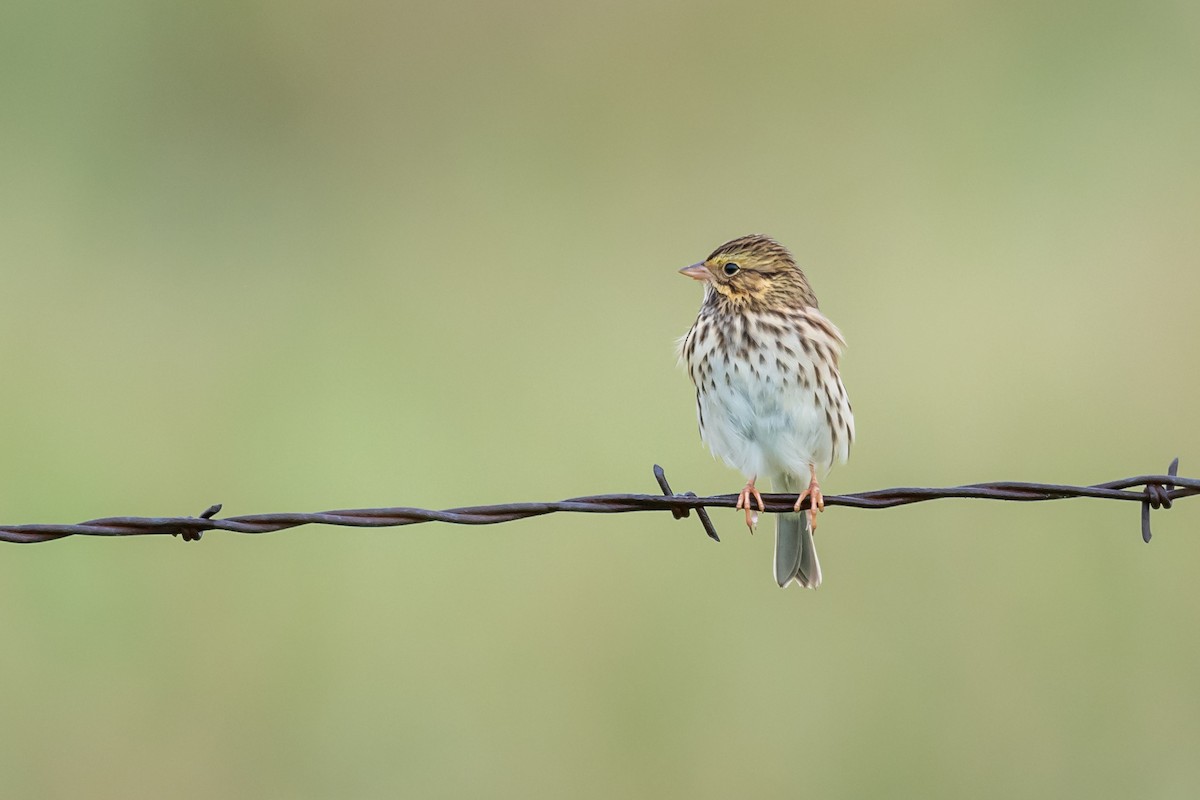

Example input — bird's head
[679,234,817,310]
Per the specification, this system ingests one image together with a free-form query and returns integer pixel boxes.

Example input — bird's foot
[792,472,824,531]
[736,478,765,534]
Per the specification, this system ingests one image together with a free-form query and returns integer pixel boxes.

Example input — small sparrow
[678,235,854,588]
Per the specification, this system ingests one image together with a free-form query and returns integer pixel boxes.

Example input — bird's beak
[679,262,709,281]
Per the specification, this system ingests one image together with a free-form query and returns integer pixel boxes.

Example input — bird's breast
[682,307,853,475]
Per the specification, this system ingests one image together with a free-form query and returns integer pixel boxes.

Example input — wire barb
[654,464,719,542]
[1142,457,1179,543]
[173,503,224,542]
[0,461,1193,545]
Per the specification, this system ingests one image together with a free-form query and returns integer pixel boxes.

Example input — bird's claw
[736,480,765,534]
[793,476,824,532]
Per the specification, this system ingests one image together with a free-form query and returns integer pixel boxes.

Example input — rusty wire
[0,459,1190,546]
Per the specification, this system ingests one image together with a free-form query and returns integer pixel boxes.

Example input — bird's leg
[792,465,824,531]
[736,476,765,534]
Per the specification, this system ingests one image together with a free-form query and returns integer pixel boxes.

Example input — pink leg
[792,465,824,531]
[736,477,765,533]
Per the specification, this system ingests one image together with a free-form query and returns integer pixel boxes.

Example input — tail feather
[773,473,822,589]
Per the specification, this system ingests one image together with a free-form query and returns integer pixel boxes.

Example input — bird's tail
[773,472,821,589]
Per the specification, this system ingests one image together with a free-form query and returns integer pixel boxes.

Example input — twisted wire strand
[1,459,1187,545]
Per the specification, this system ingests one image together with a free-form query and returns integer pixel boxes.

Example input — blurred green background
[2,1,1199,797]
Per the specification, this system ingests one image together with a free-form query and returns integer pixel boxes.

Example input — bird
[678,234,854,588]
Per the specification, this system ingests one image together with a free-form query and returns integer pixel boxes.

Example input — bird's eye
[723,262,739,276]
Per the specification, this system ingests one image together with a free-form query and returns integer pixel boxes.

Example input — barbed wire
[0,459,1190,546]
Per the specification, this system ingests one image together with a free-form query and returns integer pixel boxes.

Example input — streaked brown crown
[707,234,797,269]
[701,234,818,311]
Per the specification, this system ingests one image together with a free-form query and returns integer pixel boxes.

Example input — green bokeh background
[3,1,1199,797]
